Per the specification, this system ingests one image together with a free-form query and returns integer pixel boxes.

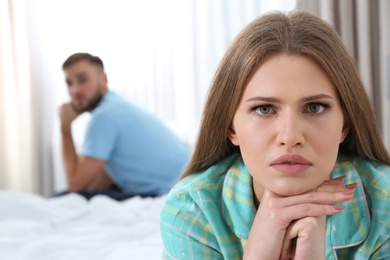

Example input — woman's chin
[267,178,325,197]
[271,186,314,197]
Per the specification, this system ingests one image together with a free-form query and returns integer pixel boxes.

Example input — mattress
[0,191,166,259]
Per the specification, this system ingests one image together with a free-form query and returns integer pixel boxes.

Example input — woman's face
[229,54,348,198]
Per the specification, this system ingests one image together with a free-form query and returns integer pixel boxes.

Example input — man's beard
[72,89,104,113]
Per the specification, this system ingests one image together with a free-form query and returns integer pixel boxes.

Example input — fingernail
[344,183,358,189]
[343,189,355,195]
[333,176,346,182]
[334,205,346,210]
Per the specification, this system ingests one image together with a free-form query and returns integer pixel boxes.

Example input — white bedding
[0,191,166,260]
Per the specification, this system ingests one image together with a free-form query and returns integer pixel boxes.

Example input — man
[58,52,190,200]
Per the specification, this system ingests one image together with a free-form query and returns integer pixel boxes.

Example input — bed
[0,190,165,259]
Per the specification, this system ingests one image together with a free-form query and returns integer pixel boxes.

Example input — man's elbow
[67,179,85,192]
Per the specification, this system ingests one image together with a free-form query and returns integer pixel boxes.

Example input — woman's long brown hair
[182,11,390,179]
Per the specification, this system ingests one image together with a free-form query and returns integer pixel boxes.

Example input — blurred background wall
[0,0,296,196]
[2,0,388,197]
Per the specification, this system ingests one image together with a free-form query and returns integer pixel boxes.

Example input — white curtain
[0,0,39,193]
[296,0,390,150]
[379,0,390,150]
[1,0,296,195]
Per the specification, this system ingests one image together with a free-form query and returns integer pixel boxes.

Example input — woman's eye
[307,103,325,113]
[255,105,274,115]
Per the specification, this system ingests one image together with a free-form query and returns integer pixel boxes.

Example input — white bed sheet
[0,191,166,260]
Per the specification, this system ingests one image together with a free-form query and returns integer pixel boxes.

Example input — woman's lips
[270,154,312,174]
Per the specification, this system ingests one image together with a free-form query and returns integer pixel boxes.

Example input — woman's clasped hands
[244,176,357,260]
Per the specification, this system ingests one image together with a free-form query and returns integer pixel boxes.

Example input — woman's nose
[275,112,305,148]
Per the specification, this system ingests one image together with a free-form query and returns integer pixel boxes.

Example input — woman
[160,11,390,259]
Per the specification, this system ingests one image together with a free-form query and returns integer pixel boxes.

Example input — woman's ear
[228,124,239,146]
[340,126,350,143]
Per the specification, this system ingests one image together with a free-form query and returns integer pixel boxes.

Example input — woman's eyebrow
[300,94,334,102]
[245,96,281,103]
[246,94,334,103]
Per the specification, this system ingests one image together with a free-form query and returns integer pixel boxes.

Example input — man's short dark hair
[62,52,104,71]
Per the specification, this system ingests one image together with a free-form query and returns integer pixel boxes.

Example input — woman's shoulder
[160,154,246,228]
[335,155,390,197]
[160,155,245,260]
[166,154,242,204]
[329,156,390,258]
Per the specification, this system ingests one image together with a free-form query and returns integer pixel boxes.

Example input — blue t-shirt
[81,91,190,196]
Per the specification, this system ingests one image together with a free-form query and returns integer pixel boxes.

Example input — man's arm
[85,165,114,190]
[59,103,113,192]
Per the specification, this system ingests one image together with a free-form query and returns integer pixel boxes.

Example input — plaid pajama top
[160,154,390,259]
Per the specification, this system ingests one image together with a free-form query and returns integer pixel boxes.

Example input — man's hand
[59,103,81,127]
[59,102,109,192]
